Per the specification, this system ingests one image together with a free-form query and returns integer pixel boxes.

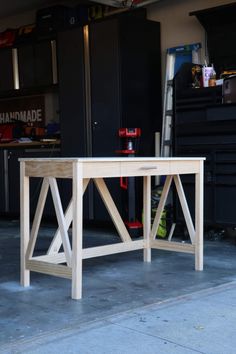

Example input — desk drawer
[120,161,170,176]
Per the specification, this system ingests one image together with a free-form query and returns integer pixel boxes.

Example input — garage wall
[147,0,234,82]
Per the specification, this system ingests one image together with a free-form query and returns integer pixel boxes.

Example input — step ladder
[161,43,202,157]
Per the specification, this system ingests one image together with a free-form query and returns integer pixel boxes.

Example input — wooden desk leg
[143,176,151,262]
[20,162,30,286]
[72,162,83,300]
[195,161,204,271]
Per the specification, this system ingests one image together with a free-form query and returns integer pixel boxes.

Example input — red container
[0,124,16,142]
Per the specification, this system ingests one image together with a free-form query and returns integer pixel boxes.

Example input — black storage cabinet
[57,11,162,222]
[17,40,54,88]
[0,147,61,217]
[0,150,5,213]
[174,63,236,228]
[0,48,15,92]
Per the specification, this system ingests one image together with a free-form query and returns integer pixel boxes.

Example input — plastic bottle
[209,64,216,86]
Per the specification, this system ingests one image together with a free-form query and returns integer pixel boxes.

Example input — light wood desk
[19,157,204,300]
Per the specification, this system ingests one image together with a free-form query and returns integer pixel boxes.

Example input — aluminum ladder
[161,43,202,157]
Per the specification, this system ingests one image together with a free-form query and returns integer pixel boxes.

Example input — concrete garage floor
[1,218,236,353]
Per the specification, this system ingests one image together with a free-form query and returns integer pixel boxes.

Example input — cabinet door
[0,48,14,91]
[7,148,61,217]
[18,41,53,89]
[89,20,122,221]
[89,19,121,157]
[57,28,86,157]
[0,150,5,213]
[34,41,53,86]
[119,19,161,157]
[8,149,23,214]
[18,44,35,88]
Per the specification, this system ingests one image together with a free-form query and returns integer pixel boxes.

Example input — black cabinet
[23,148,61,217]
[17,40,55,89]
[190,3,236,76]
[0,48,14,91]
[0,147,61,217]
[57,12,162,221]
[0,150,5,213]
[57,27,86,157]
[174,64,236,227]
[8,149,23,214]
[89,19,120,158]
[0,39,57,94]
[58,15,161,158]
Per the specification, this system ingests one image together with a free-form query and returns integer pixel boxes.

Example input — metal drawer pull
[140,166,157,170]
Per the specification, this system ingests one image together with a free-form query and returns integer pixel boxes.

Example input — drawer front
[83,162,121,178]
[169,160,200,175]
[120,161,170,176]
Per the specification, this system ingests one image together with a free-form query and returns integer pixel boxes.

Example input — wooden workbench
[19,157,205,300]
[0,139,60,149]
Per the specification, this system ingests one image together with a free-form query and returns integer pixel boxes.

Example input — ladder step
[165,110,173,116]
